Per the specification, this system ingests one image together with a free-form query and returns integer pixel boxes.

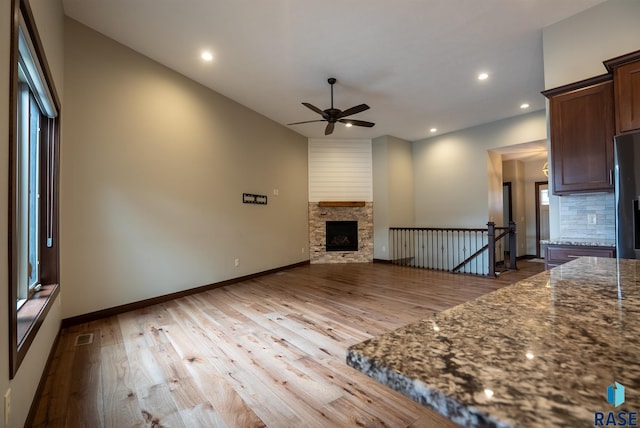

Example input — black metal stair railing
[389,221,517,276]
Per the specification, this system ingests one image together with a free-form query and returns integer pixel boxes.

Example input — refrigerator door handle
[610,169,613,186]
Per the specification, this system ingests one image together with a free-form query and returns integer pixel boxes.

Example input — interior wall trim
[60,261,310,328]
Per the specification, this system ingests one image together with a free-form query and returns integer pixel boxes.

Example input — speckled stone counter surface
[541,237,616,247]
[347,257,640,427]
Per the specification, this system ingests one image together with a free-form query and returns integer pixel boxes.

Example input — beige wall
[61,18,309,319]
[387,136,415,228]
[372,135,414,259]
[1,1,65,427]
[487,150,503,226]
[1,2,11,425]
[413,110,546,228]
[1,2,10,424]
[543,0,640,89]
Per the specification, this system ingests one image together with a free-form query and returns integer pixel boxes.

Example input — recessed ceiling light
[201,51,214,62]
[478,72,489,81]
[520,103,530,109]
[430,128,437,133]
[345,123,353,127]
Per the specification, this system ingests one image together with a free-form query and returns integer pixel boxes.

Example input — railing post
[390,229,394,264]
[487,222,496,277]
[509,221,517,270]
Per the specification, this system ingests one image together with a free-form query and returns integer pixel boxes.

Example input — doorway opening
[503,182,513,255]
[490,139,549,261]
[535,181,550,258]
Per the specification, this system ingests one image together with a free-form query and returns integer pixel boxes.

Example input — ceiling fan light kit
[288,78,375,135]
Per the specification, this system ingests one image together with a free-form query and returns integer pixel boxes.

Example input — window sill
[17,283,59,348]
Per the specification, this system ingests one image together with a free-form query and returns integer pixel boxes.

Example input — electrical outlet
[301,247,305,254]
[234,258,240,267]
[273,188,279,196]
[587,214,597,225]
[4,388,11,428]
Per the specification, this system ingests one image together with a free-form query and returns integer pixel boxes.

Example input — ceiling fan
[288,78,375,135]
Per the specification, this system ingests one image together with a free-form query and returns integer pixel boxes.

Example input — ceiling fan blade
[337,104,369,118]
[338,119,375,128]
[325,122,335,135]
[287,119,327,125]
[302,102,329,119]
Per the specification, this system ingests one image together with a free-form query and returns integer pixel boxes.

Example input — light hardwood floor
[29,261,544,428]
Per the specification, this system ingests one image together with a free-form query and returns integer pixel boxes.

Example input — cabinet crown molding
[603,49,640,72]
[541,73,611,99]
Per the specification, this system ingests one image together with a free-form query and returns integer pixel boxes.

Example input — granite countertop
[347,257,640,427]
[541,237,616,247]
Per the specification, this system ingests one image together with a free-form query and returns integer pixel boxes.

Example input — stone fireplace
[309,202,373,263]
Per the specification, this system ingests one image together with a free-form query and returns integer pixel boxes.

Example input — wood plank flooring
[29,261,544,428]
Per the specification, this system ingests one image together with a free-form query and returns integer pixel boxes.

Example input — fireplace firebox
[326,221,358,252]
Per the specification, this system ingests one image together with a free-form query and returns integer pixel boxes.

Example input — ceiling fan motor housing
[326,109,341,122]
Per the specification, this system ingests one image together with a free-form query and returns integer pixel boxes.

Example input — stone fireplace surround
[309,202,373,264]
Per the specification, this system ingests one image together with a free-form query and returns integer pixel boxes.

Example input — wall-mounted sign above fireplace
[243,193,267,205]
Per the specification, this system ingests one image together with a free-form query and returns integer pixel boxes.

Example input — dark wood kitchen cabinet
[605,50,640,134]
[544,244,615,270]
[542,76,615,195]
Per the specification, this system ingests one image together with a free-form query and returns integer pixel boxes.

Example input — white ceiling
[62,0,607,142]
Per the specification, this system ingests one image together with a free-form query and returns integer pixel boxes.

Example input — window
[9,0,60,378]
[16,81,41,308]
[540,189,549,206]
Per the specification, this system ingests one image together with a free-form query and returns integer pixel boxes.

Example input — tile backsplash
[559,193,615,240]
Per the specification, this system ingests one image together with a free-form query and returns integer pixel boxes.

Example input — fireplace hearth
[326,221,358,252]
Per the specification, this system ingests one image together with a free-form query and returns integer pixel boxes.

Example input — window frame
[8,0,61,379]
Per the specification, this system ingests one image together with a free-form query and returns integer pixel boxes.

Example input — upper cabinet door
[543,77,615,195]
[605,50,640,134]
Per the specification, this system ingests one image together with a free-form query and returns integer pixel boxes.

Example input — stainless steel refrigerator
[614,132,640,259]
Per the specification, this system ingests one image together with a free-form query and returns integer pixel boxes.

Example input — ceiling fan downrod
[328,77,336,110]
